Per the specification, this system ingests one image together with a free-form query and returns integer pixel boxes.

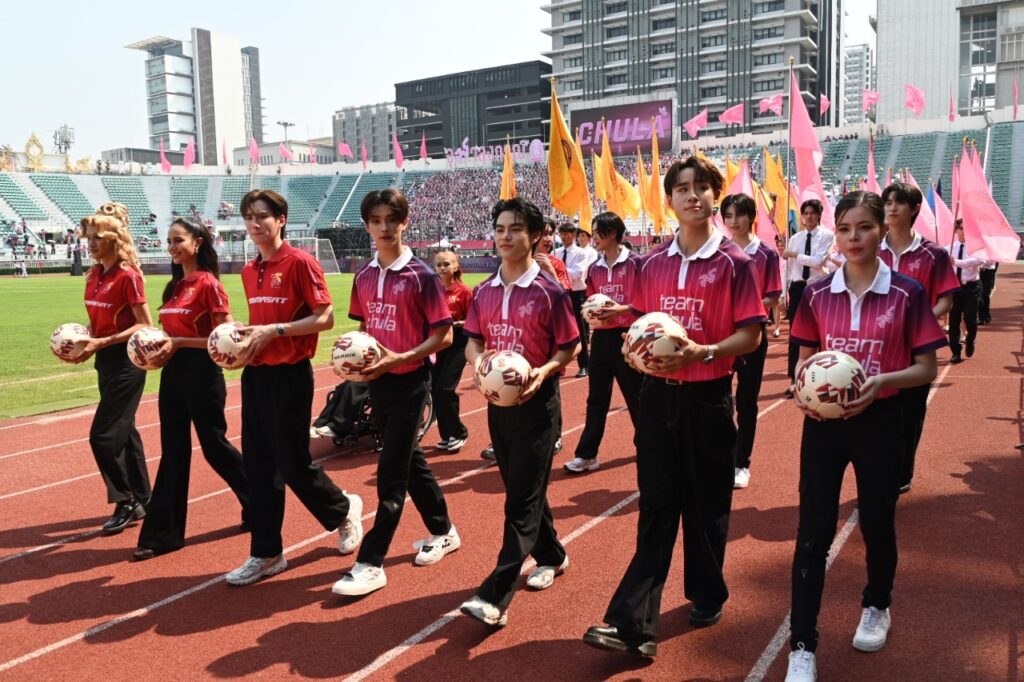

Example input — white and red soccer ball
[623,312,688,374]
[331,331,383,380]
[794,351,867,419]
[207,322,248,370]
[581,293,616,328]
[474,350,532,407]
[127,327,170,370]
[49,323,91,362]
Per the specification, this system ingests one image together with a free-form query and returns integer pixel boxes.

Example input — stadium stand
[220,177,250,210]
[170,177,209,218]
[987,123,1014,222]
[31,174,96,224]
[896,133,938,185]
[313,175,358,229]
[935,128,985,192]
[338,173,397,225]
[0,174,48,221]
[281,176,331,224]
[101,177,153,233]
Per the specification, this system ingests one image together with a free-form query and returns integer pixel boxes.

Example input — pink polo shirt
[879,232,960,309]
[585,246,643,330]
[740,237,784,304]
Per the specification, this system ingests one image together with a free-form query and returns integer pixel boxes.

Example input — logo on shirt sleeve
[270,272,284,288]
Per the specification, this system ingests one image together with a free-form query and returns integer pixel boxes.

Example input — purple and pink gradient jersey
[464,265,580,369]
[748,241,784,304]
[349,251,453,375]
[879,236,960,309]
[585,250,644,329]
[791,268,946,398]
[631,235,766,382]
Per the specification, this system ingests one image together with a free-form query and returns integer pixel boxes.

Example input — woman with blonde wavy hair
[73,202,154,534]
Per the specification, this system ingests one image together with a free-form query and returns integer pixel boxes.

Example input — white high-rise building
[127,29,264,165]
[843,44,875,125]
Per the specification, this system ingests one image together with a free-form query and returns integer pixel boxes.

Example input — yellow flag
[597,120,641,219]
[547,83,587,216]
[724,156,740,197]
[574,130,594,234]
[763,147,797,236]
[646,117,667,234]
[592,151,607,201]
[499,138,516,200]
[636,146,650,211]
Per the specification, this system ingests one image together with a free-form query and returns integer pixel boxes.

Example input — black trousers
[787,280,808,380]
[570,289,590,369]
[90,344,151,504]
[575,328,642,460]
[898,382,930,489]
[979,266,997,323]
[430,328,469,442]
[138,349,249,552]
[359,367,451,567]
[604,376,736,641]
[241,360,350,558]
[734,324,769,469]
[790,398,903,653]
[478,378,565,609]
[949,281,980,355]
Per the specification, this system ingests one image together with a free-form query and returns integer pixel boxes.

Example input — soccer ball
[794,351,868,419]
[50,323,91,362]
[127,327,170,370]
[207,322,248,370]
[331,331,382,380]
[582,293,616,328]
[474,350,532,407]
[623,312,688,374]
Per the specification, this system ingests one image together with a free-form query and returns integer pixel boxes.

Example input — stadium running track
[0,269,1022,681]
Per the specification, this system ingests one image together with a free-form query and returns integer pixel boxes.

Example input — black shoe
[554,438,563,454]
[898,482,912,495]
[575,368,589,378]
[132,548,157,561]
[583,625,657,657]
[965,341,975,358]
[102,500,143,535]
[784,388,794,399]
[480,445,495,461]
[950,353,963,364]
[689,603,723,628]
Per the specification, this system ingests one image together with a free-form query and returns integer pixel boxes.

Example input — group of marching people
[72,152,988,681]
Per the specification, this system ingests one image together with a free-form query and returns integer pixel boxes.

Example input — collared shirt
[786,227,835,283]
[242,241,332,366]
[585,245,643,329]
[741,236,784,306]
[791,260,947,399]
[445,280,473,322]
[350,246,453,375]
[558,243,591,291]
[159,270,230,338]
[631,231,766,382]
[464,262,580,369]
[84,263,147,338]
[879,231,960,308]
[945,241,984,284]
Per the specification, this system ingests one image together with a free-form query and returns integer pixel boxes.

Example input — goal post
[242,237,341,275]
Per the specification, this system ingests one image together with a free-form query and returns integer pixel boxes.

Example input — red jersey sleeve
[585,263,597,298]
[732,257,768,328]
[550,256,571,289]
[552,289,581,350]
[122,268,147,306]
[906,282,948,355]
[930,248,961,304]
[763,248,783,298]
[295,255,332,310]
[206,276,231,316]
[422,273,454,329]
[790,287,821,347]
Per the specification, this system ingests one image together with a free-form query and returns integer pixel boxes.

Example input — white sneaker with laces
[309,426,322,439]
[435,439,450,451]
[445,436,467,452]
[414,526,461,566]
[852,606,891,652]
[316,425,336,438]
[564,457,599,473]
[459,595,508,626]
[338,492,363,555]
[332,561,386,596]
[526,555,569,590]
[734,467,751,489]
[785,645,816,681]
[225,554,287,586]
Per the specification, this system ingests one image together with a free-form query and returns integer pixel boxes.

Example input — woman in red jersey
[783,191,945,682]
[430,250,472,452]
[132,218,250,560]
[73,203,153,534]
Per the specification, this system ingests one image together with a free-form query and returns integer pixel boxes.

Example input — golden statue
[25,133,45,172]
[0,145,14,172]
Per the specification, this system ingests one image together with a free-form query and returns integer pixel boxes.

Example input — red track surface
[1,269,1022,681]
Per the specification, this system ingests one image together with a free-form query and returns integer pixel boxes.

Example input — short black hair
[881,182,923,224]
[592,212,626,243]
[663,155,725,199]
[360,188,409,224]
[492,197,545,237]
[800,199,823,216]
[720,193,757,222]
[557,222,575,233]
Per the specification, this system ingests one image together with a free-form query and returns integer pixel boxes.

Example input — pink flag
[948,88,956,122]
[718,103,745,127]
[865,137,882,194]
[159,138,171,174]
[392,134,404,169]
[249,137,259,164]
[959,146,1021,261]
[886,167,893,187]
[725,159,754,198]
[758,95,783,117]
[790,71,831,228]
[222,139,228,165]
[338,142,353,158]
[820,94,831,115]
[420,132,428,160]
[183,137,196,170]
[933,187,956,248]
[683,108,708,138]
[309,144,317,164]
[904,170,937,240]
[361,142,368,170]
[862,89,880,113]
[904,84,926,117]
[951,156,960,219]
[279,142,294,161]
[1014,71,1020,120]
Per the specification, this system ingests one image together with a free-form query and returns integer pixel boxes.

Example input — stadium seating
[820,138,853,183]
[338,174,397,225]
[895,133,938,185]
[220,177,250,210]
[0,174,48,221]
[101,177,153,234]
[170,177,209,218]
[283,176,332,224]
[935,128,985,192]
[30,174,94,224]
[313,175,358,229]
[987,123,1014,220]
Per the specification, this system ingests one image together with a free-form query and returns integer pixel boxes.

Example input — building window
[701,60,726,74]
[753,26,784,40]
[753,52,782,67]
[652,17,676,32]
[701,8,727,22]
[652,67,675,80]
[701,33,726,48]
[652,41,676,55]
[701,85,726,98]
[564,9,581,21]
[564,33,583,45]
[606,48,628,62]
[754,1,784,14]
[606,1,627,15]
[753,78,785,93]
[607,73,628,86]
[606,25,628,39]
[564,56,583,68]
[1001,32,1024,62]
[565,80,583,91]
[960,12,998,114]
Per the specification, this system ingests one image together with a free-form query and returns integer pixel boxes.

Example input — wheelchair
[324,383,435,452]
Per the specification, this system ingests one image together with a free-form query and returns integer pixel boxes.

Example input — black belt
[960,280,980,288]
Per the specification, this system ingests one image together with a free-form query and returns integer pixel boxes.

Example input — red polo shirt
[445,281,473,322]
[585,246,643,329]
[159,270,231,338]
[879,232,960,309]
[241,241,332,366]
[84,264,146,338]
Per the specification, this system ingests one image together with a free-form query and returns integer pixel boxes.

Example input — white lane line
[744,363,953,681]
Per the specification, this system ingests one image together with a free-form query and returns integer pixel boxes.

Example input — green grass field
[0,272,489,419]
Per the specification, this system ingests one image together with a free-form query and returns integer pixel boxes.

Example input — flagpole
[784,56,795,238]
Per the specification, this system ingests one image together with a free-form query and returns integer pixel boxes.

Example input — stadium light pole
[277,121,295,144]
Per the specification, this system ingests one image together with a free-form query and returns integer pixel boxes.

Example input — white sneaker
[414,526,461,566]
[310,426,322,439]
[316,425,336,438]
[786,645,816,681]
[852,606,891,652]
[563,457,599,473]
[734,467,751,489]
[526,555,569,590]
[338,492,363,555]
[225,554,287,586]
[332,561,386,596]
[459,595,508,626]
[445,436,467,452]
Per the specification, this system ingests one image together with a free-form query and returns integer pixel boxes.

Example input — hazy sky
[2,0,876,160]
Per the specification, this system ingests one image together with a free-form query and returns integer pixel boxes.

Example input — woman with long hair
[73,203,153,534]
[132,218,250,560]
[430,250,472,452]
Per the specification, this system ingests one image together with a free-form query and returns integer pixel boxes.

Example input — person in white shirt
[557,223,595,377]
[946,220,985,364]
[781,200,834,395]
